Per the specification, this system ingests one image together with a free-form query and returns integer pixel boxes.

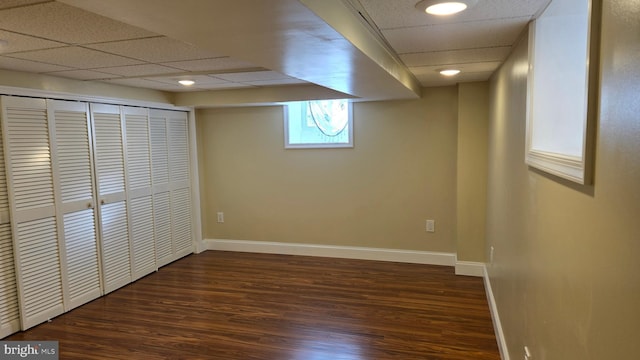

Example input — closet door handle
[100,199,105,205]
[87,202,93,209]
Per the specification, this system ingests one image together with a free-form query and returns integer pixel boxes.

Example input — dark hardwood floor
[6,251,500,359]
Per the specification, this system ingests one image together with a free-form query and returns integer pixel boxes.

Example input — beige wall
[197,86,459,252]
[486,0,640,358]
[457,82,489,262]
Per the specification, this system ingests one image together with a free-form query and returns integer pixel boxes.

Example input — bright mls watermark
[0,341,58,359]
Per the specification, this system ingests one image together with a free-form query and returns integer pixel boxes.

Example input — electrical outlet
[490,246,495,264]
[217,212,224,223]
[426,219,435,233]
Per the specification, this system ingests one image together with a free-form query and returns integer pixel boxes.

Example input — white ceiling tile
[150,74,229,86]
[9,46,143,69]
[400,46,512,67]
[100,78,172,91]
[161,57,259,72]
[0,2,157,44]
[0,55,72,72]
[149,77,254,92]
[0,30,66,53]
[97,64,181,77]
[358,0,548,29]
[213,70,291,82]
[0,0,49,10]
[383,17,529,53]
[194,83,255,90]
[244,78,308,86]
[86,37,223,63]
[44,69,117,80]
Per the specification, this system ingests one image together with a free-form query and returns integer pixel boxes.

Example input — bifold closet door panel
[123,106,156,280]
[0,99,20,337]
[170,187,193,257]
[149,110,172,266]
[1,96,64,329]
[0,223,19,337]
[51,100,101,310]
[151,191,172,267]
[168,112,193,257]
[91,103,131,293]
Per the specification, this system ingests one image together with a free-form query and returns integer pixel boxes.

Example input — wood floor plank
[5,251,500,359]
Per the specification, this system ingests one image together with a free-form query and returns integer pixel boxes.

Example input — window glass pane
[285,99,353,148]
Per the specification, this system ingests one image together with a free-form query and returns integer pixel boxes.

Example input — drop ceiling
[0,0,551,104]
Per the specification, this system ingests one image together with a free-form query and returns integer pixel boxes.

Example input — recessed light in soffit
[439,69,461,76]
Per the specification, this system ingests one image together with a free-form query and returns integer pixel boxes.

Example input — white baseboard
[203,239,456,266]
[484,266,509,360]
[455,260,485,277]
[194,240,207,254]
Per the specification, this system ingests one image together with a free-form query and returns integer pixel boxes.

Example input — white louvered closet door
[50,100,101,310]
[0,98,20,337]
[91,104,131,293]
[168,112,193,257]
[123,106,156,280]
[0,96,64,330]
[149,110,173,267]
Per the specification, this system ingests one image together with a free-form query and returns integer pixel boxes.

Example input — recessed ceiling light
[439,69,461,76]
[415,0,477,16]
[178,80,195,86]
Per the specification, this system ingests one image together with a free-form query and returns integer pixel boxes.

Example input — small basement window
[284,99,353,148]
